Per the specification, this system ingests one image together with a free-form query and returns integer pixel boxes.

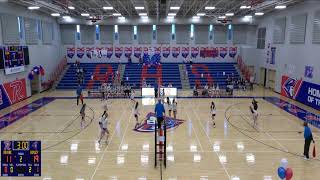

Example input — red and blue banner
[124,47,132,58]
[114,47,123,58]
[229,47,237,58]
[219,47,228,58]
[86,47,94,59]
[0,79,27,111]
[66,47,75,59]
[134,46,142,58]
[162,46,170,58]
[106,46,113,59]
[281,75,320,110]
[191,47,199,58]
[181,47,189,58]
[95,47,104,59]
[172,47,180,58]
[76,47,85,58]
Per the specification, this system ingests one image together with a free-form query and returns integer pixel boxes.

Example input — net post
[154,120,157,168]
[164,120,167,168]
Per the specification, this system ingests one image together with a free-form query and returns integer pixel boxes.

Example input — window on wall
[312,10,320,44]
[273,17,286,44]
[290,13,307,44]
[24,18,38,44]
[214,26,227,44]
[1,14,20,44]
[257,27,266,49]
[81,25,94,44]
[233,25,247,44]
[42,21,53,44]
[60,24,75,44]
[100,25,113,44]
[95,25,100,41]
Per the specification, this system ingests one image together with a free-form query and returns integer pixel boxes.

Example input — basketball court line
[185,109,204,152]
[117,102,133,151]
[190,99,231,179]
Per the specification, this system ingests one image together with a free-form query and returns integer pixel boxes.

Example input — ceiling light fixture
[218,16,226,19]
[81,13,90,17]
[205,6,215,10]
[135,7,145,10]
[103,6,113,10]
[68,6,75,10]
[192,16,200,19]
[170,7,180,10]
[168,13,176,16]
[139,13,147,16]
[118,16,125,20]
[197,13,205,16]
[28,6,40,10]
[51,13,60,17]
[275,5,286,9]
[113,13,121,16]
[255,12,264,16]
[225,13,234,16]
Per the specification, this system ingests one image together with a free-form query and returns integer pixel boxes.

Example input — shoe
[304,157,309,160]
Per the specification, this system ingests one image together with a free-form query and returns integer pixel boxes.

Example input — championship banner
[153,46,161,55]
[134,46,142,58]
[95,47,104,59]
[106,46,113,59]
[143,47,149,56]
[172,47,180,58]
[0,79,27,110]
[191,47,199,58]
[212,47,219,58]
[115,46,123,58]
[76,47,85,58]
[162,46,170,58]
[124,47,132,58]
[219,47,228,58]
[229,47,237,58]
[200,47,206,58]
[181,47,189,58]
[270,47,276,65]
[66,47,75,59]
[281,75,320,110]
[86,47,94,59]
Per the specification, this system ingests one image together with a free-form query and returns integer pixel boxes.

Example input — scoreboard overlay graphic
[1,141,41,176]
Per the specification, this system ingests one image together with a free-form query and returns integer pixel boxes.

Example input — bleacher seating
[123,63,182,89]
[56,63,119,90]
[186,62,240,89]
[56,62,240,90]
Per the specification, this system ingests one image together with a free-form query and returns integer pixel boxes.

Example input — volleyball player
[98,113,110,144]
[130,90,135,102]
[134,102,140,128]
[102,100,108,117]
[172,98,178,119]
[166,97,172,117]
[80,104,86,129]
[210,101,216,127]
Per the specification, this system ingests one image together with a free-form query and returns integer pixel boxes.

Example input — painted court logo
[134,112,185,132]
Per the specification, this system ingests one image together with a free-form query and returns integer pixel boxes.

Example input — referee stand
[154,120,167,168]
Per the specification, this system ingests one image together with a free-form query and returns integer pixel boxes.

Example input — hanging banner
[266,43,271,64]
[95,47,104,59]
[162,46,170,58]
[154,46,161,55]
[106,46,113,59]
[191,47,199,58]
[172,47,180,58]
[212,47,219,58]
[200,47,206,58]
[305,66,314,79]
[219,47,228,58]
[114,46,123,58]
[143,47,149,56]
[76,47,85,58]
[181,46,189,58]
[229,47,237,58]
[281,75,320,110]
[134,46,142,58]
[86,47,94,59]
[124,47,132,58]
[66,47,75,59]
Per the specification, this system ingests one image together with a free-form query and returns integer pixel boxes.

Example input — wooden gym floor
[0,86,319,180]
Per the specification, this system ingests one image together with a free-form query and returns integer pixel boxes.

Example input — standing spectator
[155,99,165,129]
[303,122,315,160]
[76,85,83,106]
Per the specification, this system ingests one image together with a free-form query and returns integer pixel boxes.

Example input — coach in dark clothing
[155,99,165,129]
[303,122,315,160]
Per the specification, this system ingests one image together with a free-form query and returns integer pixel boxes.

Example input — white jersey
[130,92,135,100]
[99,116,108,129]
[172,102,177,111]
[211,106,216,115]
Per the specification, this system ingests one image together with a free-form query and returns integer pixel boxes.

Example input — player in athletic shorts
[210,101,216,127]
[98,113,110,144]
[250,98,259,129]
[166,97,172,117]
[80,104,86,129]
[172,98,178,119]
[130,90,135,102]
[102,101,108,117]
[134,102,140,128]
